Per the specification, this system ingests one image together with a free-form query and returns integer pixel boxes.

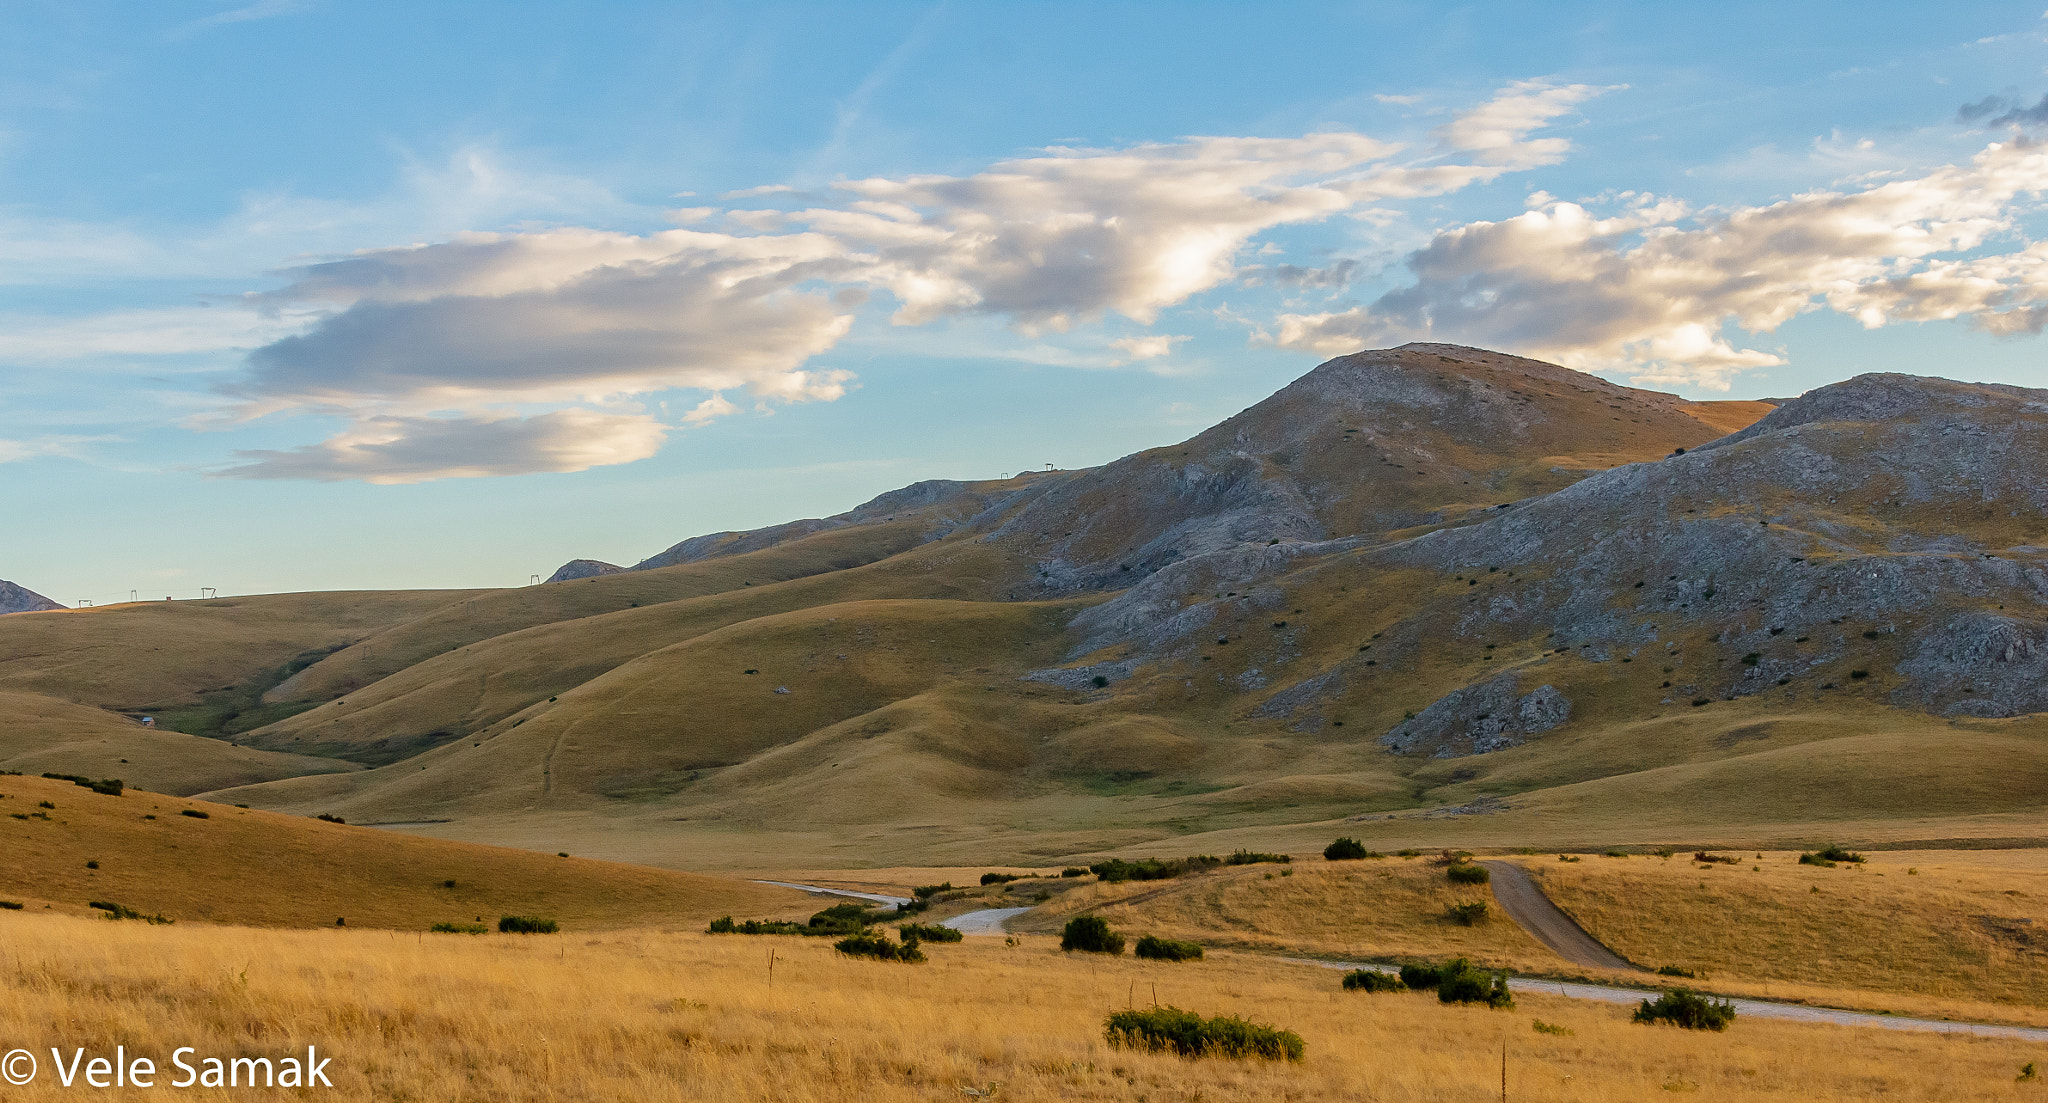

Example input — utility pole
[201,587,216,599]
[530,574,540,586]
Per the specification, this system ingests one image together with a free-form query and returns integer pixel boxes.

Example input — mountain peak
[0,580,63,615]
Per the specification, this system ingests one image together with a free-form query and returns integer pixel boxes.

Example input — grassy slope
[1524,849,2048,1012]
[0,774,808,929]
[0,590,488,710]
[0,689,357,796]
[3,911,2041,1102]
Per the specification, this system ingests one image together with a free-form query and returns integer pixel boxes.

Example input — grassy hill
[0,773,808,929]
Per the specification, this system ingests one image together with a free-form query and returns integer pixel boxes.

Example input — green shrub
[1090,856,1220,883]
[1323,837,1372,860]
[1437,965,1514,1008]
[498,915,558,934]
[1532,1019,1573,1036]
[1224,850,1291,866]
[1693,851,1739,865]
[1633,989,1736,1031]
[1134,935,1204,961]
[706,916,808,935]
[835,933,925,963]
[1060,867,1088,878]
[1798,852,1836,868]
[897,922,963,943]
[1445,902,1490,926]
[1656,965,1700,979]
[0,901,24,910]
[431,922,488,934]
[316,813,346,824]
[1103,1007,1303,1061]
[89,901,172,925]
[1603,848,1628,858]
[912,882,954,899]
[180,809,209,819]
[1558,854,1582,863]
[89,779,123,796]
[1341,969,1404,992]
[1811,844,1865,864]
[1400,958,1511,1007]
[1396,849,1420,858]
[893,898,929,916]
[980,872,1022,885]
[1060,916,1125,954]
[1446,863,1490,885]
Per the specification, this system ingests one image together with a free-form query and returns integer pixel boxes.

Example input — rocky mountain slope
[0,579,62,614]
[6,343,2043,864]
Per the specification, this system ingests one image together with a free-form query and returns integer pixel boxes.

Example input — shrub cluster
[981,872,1040,886]
[1134,935,1204,961]
[1799,844,1865,866]
[89,900,172,925]
[1633,989,1736,1031]
[1060,867,1089,878]
[180,809,209,819]
[497,915,558,934]
[896,922,963,943]
[1399,958,1512,1008]
[316,813,346,824]
[1692,851,1739,865]
[1656,965,1701,979]
[0,901,23,911]
[43,773,123,796]
[1223,850,1291,866]
[1089,856,1221,883]
[706,916,808,935]
[1323,837,1374,861]
[1446,863,1490,885]
[1060,916,1125,954]
[1341,969,1404,992]
[708,903,885,937]
[835,933,925,963]
[1104,1007,1303,1062]
[430,922,488,934]
[1445,901,1490,926]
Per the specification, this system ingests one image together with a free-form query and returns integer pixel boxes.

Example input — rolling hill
[6,342,2044,868]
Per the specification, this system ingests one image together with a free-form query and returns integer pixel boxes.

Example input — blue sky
[8,1,2048,602]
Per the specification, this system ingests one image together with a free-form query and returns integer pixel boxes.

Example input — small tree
[1061,916,1125,954]
[1324,837,1370,861]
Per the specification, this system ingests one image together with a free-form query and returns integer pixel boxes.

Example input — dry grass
[1,909,2039,1102]
[0,690,357,795]
[1524,849,2048,1012]
[1014,858,1564,972]
[0,775,808,930]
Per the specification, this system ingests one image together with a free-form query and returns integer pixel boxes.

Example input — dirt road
[1478,860,1638,971]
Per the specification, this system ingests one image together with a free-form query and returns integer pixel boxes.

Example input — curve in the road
[1478,860,1638,972]
[751,880,912,907]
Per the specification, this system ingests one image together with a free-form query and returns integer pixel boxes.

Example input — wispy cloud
[169,0,313,39]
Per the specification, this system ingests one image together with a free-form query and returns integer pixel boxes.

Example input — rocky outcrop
[1380,677,1571,758]
[544,559,624,583]
[0,580,62,615]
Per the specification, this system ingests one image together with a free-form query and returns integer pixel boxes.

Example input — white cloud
[1270,137,2048,390]
[149,81,1603,482]
[1109,334,1190,363]
[169,0,311,38]
[213,409,668,483]
[0,434,117,464]
[0,306,307,363]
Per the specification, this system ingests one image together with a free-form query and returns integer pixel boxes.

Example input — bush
[912,882,954,899]
[706,916,808,935]
[431,922,488,934]
[1657,965,1701,979]
[1224,850,1291,866]
[1693,851,1738,865]
[316,813,346,824]
[1809,844,1865,864]
[0,901,24,910]
[897,922,963,943]
[1342,969,1404,992]
[1634,989,1736,1031]
[1060,916,1125,954]
[1061,867,1089,878]
[180,809,209,819]
[1438,965,1514,1009]
[498,915,558,934]
[1090,856,1220,883]
[1603,848,1629,857]
[980,872,1026,885]
[1400,958,1512,1007]
[1134,935,1204,961]
[1103,1007,1303,1061]
[89,901,171,925]
[1445,902,1490,926]
[835,933,925,963]
[89,779,123,796]
[1446,863,1490,885]
[1323,837,1371,861]
[893,898,929,916]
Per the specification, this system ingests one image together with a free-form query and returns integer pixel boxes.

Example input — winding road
[1477,860,1638,971]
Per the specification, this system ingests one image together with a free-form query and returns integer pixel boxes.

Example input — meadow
[2,909,2044,1102]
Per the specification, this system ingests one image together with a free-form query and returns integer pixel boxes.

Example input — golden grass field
[0,775,809,929]
[4,908,2045,1102]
